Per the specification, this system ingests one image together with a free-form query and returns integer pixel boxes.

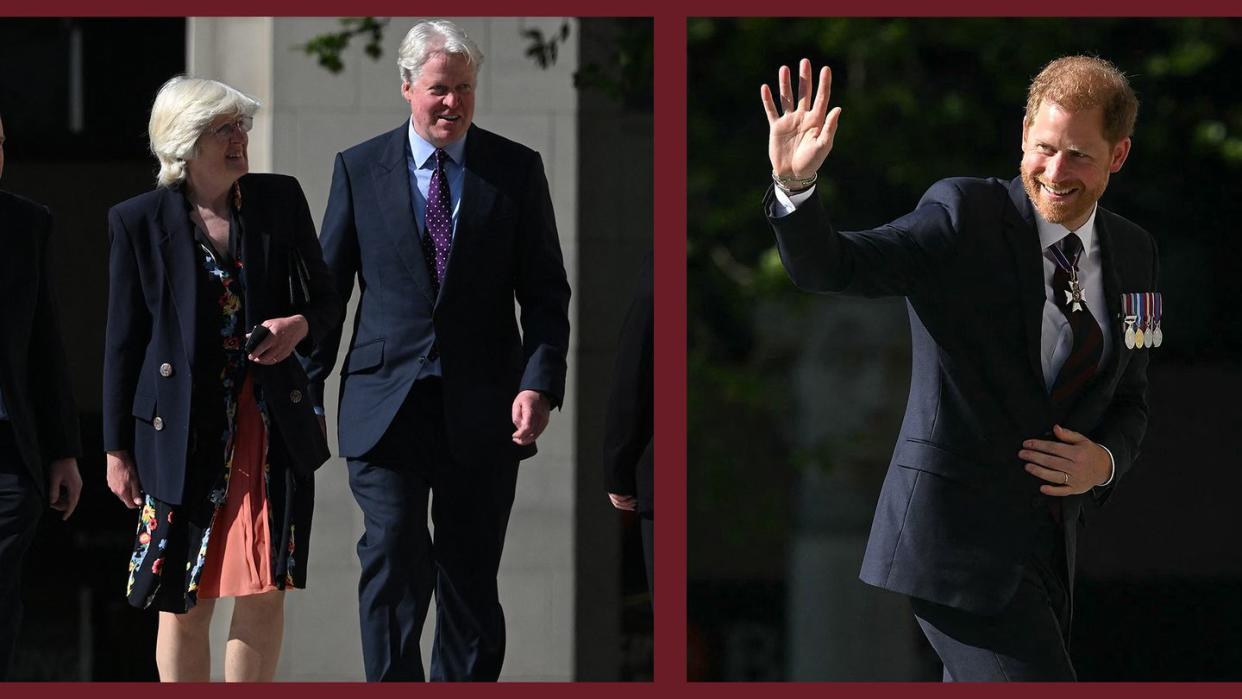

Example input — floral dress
[125,210,311,613]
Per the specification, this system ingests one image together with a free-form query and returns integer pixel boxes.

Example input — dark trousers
[0,423,42,680]
[348,378,519,682]
[911,508,1075,682]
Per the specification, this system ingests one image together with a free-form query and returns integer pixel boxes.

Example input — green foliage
[523,20,571,68]
[297,18,652,112]
[296,17,389,74]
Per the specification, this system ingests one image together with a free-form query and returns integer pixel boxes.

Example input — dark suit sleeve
[603,251,653,497]
[102,207,152,452]
[29,206,81,461]
[285,177,344,359]
[766,181,960,299]
[301,152,361,411]
[514,152,571,407]
[1090,238,1158,504]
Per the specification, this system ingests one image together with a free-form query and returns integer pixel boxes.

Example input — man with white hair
[304,20,570,681]
[0,111,82,679]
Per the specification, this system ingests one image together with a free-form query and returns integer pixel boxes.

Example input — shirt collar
[408,118,467,169]
[1034,202,1098,255]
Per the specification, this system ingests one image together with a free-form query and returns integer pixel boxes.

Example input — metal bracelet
[772,170,817,194]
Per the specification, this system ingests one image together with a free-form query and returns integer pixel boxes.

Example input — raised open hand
[760,59,842,182]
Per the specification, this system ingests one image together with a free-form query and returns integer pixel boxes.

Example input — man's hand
[106,450,144,508]
[1020,424,1113,496]
[248,314,309,365]
[761,58,843,181]
[511,390,551,446]
[608,493,637,511]
[47,457,82,520]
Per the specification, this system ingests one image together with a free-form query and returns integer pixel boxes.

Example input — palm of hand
[770,112,831,178]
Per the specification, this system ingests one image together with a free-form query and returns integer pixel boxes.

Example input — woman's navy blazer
[103,174,344,505]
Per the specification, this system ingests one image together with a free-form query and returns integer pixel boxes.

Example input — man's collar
[408,118,468,167]
[1035,203,1099,254]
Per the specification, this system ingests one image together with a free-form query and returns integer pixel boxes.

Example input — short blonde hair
[148,76,260,187]
[397,20,484,85]
[1024,56,1138,145]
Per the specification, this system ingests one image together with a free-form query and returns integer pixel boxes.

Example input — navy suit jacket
[768,176,1157,615]
[0,190,81,494]
[305,123,571,465]
[103,174,343,505]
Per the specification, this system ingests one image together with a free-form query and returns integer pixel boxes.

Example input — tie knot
[433,149,448,168]
[1060,232,1083,258]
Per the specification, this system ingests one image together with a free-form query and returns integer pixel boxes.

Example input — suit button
[160,363,174,377]
[153,416,164,431]
[289,390,303,404]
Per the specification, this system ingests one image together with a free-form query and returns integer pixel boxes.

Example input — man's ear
[1109,137,1131,174]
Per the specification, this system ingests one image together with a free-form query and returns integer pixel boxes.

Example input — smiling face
[1021,101,1130,231]
[187,113,249,191]
[402,51,476,148]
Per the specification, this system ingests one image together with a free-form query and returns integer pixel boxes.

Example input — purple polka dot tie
[421,148,453,292]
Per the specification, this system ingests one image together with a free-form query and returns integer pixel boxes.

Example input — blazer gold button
[153,416,164,431]
[160,363,173,377]
[289,390,303,404]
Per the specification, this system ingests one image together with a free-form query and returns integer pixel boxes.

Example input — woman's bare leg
[156,598,216,681]
[224,589,285,681]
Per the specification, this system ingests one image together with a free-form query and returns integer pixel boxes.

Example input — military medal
[1050,239,1085,312]
[1124,315,1137,349]
[1133,293,1145,348]
[1147,291,1157,345]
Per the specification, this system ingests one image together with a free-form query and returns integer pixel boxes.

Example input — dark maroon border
[8,1,1242,695]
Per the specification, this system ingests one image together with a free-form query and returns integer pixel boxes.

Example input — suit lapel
[373,125,436,306]
[1003,177,1049,391]
[443,127,497,305]
[156,187,198,367]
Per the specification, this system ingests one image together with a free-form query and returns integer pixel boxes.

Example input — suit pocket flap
[342,339,384,375]
[894,439,991,486]
[132,392,156,421]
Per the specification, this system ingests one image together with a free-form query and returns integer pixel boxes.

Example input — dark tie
[420,148,453,292]
[419,149,453,361]
[1050,233,1103,416]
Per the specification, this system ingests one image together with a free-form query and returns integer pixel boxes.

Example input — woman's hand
[247,314,309,365]
[106,450,144,508]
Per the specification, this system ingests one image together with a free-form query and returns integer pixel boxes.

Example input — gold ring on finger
[1062,472,1069,486]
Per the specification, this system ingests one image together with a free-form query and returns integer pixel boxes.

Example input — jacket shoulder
[109,188,166,220]
[0,188,51,228]
[469,125,539,163]
[239,172,303,197]
[922,176,1010,204]
[339,125,404,163]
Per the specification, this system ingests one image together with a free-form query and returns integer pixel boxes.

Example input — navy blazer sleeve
[102,206,152,453]
[766,181,963,300]
[514,152,571,408]
[302,152,361,411]
[29,204,81,462]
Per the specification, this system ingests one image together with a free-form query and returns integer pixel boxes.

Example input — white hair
[397,20,484,85]
[147,76,260,188]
